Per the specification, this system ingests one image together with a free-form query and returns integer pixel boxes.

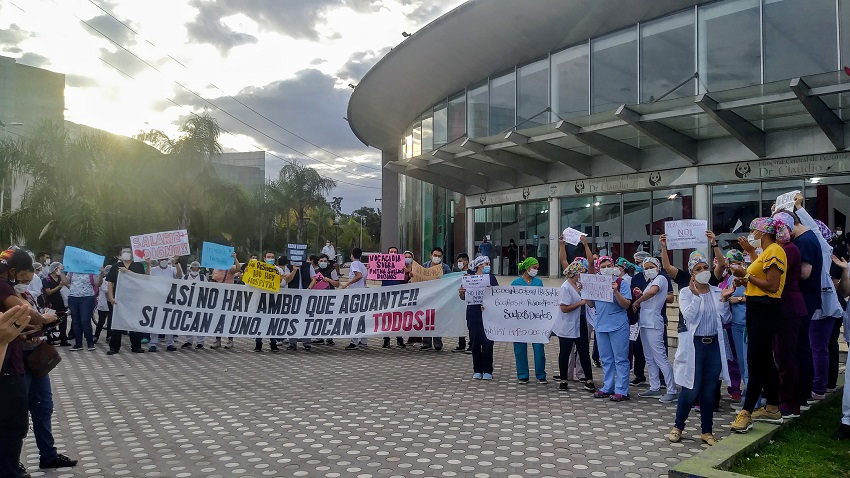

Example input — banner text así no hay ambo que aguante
[112,272,468,338]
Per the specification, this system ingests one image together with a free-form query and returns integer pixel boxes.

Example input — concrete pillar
[694,184,711,257]
[466,208,475,260]
[548,197,561,278]
[380,149,400,252]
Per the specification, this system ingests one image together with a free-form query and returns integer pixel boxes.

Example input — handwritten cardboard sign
[664,220,708,250]
[562,227,587,246]
[410,261,443,282]
[62,246,104,274]
[130,229,190,262]
[482,286,560,344]
[775,190,801,213]
[242,259,281,292]
[579,273,614,302]
[461,274,489,305]
[368,254,405,281]
[201,242,234,271]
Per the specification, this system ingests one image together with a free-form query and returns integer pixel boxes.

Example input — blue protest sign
[201,242,235,270]
[62,246,104,274]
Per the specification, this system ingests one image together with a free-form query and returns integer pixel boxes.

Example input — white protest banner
[579,273,614,302]
[562,227,587,246]
[481,286,559,344]
[775,190,801,213]
[461,274,488,305]
[130,229,190,262]
[664,220,708,250]
[367,253,405,281]
[113,271,467,338]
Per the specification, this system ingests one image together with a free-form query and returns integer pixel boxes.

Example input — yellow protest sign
[242,259,281,292]
[410,261,444,282]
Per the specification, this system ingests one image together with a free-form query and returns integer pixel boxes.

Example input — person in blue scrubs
[511,257,547,384]
[589,255,633,401]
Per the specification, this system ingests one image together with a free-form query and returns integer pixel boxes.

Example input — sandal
[700,433,718,446]
[668,427,682,443]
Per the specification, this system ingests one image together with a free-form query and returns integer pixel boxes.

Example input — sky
[0,0,465,212]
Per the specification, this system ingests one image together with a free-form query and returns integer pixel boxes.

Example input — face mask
[190,270,199,277]
[431,256,442,264]
[528,268,539,277]
[159,261,169,268]
[457,262,464,270]
[644,269,658,280]
[599,267,615,277]
[483,266,491,274]
[695,270,712,285]
[748,234,761,249]
[265,258,275,265]
[404,258,413,265]
[14,284,28,294]
[121,253,131,262]
[319,261,328,269]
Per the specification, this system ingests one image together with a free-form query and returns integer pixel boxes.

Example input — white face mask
[695,270,712,285]
[159,261,169,268]
[431,256,442,264]
[404,257,413,265]
[748,234,761,249]
[318,261,328,269]
[14,284,28,294]
[121,252,132,262]
[644,269,659,280]
[527,268,539,277]
[599,267,615,277]
[457,262,464,270]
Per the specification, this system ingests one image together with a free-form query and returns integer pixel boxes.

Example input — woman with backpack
[61,265,104,351]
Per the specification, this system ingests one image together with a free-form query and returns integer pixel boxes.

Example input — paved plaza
[23,338,737,478]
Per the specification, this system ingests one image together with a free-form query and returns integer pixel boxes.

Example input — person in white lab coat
[669,255,733,446]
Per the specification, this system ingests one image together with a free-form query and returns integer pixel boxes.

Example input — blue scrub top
[511,276,544,287]
[594,276,632,333]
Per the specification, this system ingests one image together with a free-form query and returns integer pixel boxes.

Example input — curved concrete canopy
[347,0,710,152]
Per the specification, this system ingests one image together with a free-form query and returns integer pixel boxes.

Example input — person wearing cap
[669,253,734,446]
[451,252,471,353]
[61,262,104,352]
[105,246,149,355]
[458,254,498,380]
[557,235,597,391]
[729,217,788,433]
[0,248,60,477]
[209,251,240,350]
[589,254,633,401]
[629,250,674,388]
[148,257,182,352]
[631,257,678,403]
[181,262,208,350]
[27,262,43,307]
[419,247,451,351]
[94,265,112,344]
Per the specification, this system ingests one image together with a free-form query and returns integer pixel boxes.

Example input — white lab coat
[796,207,844,320]
[673,286,732,390]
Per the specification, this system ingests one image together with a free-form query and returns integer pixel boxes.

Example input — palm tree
[278,161,336,243]
[311,204,335,253]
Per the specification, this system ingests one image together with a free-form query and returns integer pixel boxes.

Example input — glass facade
[399,175,460,263]
[401,0,847,159]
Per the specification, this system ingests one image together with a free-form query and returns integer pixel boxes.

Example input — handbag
[25,341,62,378]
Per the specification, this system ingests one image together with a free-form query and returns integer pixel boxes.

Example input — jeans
[810,317,837,395]
[94,309,111,342]
[640,327,675,392]
[468,316,493,374]
[774,312,802,412]
[24,370,58,462]
[256,338,278,347]
[0,374,28,477]
[514,342,546,380]
[730,321,748,393]
[743,298,782,413]
[289,338,312,347]
[68,295,96,348]
[597,326,631,396]
[828,316,842,389]
[724,325,741,396]
[675,336,722,433]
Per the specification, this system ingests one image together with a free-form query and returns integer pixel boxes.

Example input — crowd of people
[2,192,850,476]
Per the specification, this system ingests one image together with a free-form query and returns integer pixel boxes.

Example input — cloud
[67,74,98,88]
[185,0,258,54]
[336,47,391,82]
[0,23,27,46]
[17,52,50,68]
[82,14,138,47]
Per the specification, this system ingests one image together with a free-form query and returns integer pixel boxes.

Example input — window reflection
[551,44,589,120]
[698,0,760,92]
[467,82,488,139]
[489,71,516,135]
[518,59,549,128]
[591,28,637,113]
[433,100,447,148]
[447,93,466,142]
[763,0,837,82]
[640,10,695,103]
[421,110,433,152]
[712,183,760,252]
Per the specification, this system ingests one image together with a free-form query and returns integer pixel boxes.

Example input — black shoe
[579,377,587,384]
[181,343,192,349]
[559,382,569,392]
[383,338,390,348]
[270,344,280,352]
[195,344,204,349]
[345,344,358,350]
[287,345,296,351]
[434,347,442,351]
[630,378,647,386]
[106,349,119,355]
[303,345,312,351]
[314,339,325,344]
[420,345,433,351]
[326,339,335,346]
[832,424,850,440]
[131,348,145,353]
[583,381,598,392]
[593,360,602,368]
[452,345,465,352]
[397,339,407,348]
[553,374,561,380]
[59,341,71,347]
[254,344,262,352]
[40,454,78,469]
[166,345,177,352]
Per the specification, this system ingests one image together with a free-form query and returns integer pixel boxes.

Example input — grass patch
[731,394,850,478]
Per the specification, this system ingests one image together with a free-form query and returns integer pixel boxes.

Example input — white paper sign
[629,323,640,341]
[664,220,708,250]
[562,227,587,246]
[130,229,190,262]
[482,286,559,344]
[775,190,800,213]
[462,274,488,305]
[579,273,614,302]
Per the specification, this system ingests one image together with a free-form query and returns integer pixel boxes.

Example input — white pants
[640,327,675,392]
[150,334,176,347]
[183,336,205,345]
[350,338,368,345]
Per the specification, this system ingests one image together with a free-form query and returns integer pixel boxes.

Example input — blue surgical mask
[483,266,491,274]
[265,259,275,265]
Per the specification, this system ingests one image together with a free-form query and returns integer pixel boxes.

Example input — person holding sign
[511,257,548,384]
[459,255,498,379]
[588,255,633,401]
[209,251,240,350]
[420,247,452,351]
[557,235,597,392]
[669,254,734,446]
[630,258,677,403]
[106,247,148,355]
[554,258,597,392]
[61,265,105,351]
[380,247,406,349]
[729,218,788,433]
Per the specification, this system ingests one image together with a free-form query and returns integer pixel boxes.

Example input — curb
[670,380,844,478]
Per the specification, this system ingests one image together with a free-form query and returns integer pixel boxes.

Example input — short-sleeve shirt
[631,271,673,320]
[0,280,24,376]
[780,242,808,319]
[211,266,238,284]
[746,242,787,299]
[511,276,544,287]
[348,260,367,289]
[68,272,97,298]
[594,275,632,333]
[793,229,823,315]
[554,280,582,338]
[150,265,177,278]
[466,273,499,320]
[42,275,67,312]
[638,275,669,330]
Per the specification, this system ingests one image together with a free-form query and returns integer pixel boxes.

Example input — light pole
[359,216,364,249]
